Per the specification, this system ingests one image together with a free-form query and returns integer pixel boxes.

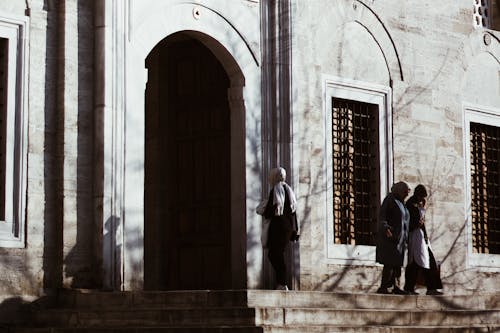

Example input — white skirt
[408,229,430,269]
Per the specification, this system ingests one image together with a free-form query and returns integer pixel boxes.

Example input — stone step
[10,324,500,333]
[248,290,500,311]
[28,306,500,328]
[31,307,257,328]
[8,326,500,333]
[255,307,500,327]
[9,290,500,333]
[10,327,264,333]
[55,290,250,310]
[53,290,500,311]
[261,326,498,333]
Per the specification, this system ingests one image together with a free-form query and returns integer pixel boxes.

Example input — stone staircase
[5,289,500,332]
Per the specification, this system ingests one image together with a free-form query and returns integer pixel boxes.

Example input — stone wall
[293,0,500,293]
[0,0,97,302]
[58,0,97,290]
[0,0,499,302]
[0,0,53,300]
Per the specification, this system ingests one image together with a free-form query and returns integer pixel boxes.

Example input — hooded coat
[376,193,410,267]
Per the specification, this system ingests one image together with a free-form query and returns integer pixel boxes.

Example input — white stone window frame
[0,13,28,248]
[323,76,393,265]
[463,104,500,270]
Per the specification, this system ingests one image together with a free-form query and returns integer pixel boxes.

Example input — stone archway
[98,2,263,290]
[96,1,262,290]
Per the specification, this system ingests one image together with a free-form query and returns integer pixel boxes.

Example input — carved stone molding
[95,0,128,290]
[260,0,294,186]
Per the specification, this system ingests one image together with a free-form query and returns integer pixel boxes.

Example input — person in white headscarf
[263,167,299,291]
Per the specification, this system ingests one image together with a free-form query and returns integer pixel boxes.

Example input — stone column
[58,0,96,289]
[260,0,297,289]
[25,0,62,292]
[94,0,127,291]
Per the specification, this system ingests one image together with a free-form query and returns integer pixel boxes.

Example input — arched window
[474,0,500,30]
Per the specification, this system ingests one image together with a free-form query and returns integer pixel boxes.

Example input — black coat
[406,195,427,237]
[263,188,299,251]
[376,193,409,267]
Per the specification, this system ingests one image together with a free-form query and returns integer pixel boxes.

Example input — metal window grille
[470,122,500,254]
[0,38,7,221]
[332,98,379,245]
[474,0,500,29]
[474,0,491,28]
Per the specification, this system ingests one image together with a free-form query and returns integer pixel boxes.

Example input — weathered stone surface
[0,0,499,307]
[4,290,500,331]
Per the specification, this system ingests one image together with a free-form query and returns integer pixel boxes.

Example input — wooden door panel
[178,247,199,289]
[160,36,231,290]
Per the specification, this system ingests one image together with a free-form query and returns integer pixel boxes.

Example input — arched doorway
[144,32,232,290]
[101,2,263,290]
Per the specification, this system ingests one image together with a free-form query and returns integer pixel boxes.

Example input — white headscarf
[269,167,297,216]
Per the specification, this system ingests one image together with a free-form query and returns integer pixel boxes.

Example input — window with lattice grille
[324,77,392,264]
[474,0,500,30]
[464,106,500,269]
[470,122,500,254]
[332,98,379,246]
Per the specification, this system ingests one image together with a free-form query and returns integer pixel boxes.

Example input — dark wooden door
[156,36,231,290]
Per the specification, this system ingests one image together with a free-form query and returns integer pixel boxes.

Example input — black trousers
[267,215,294,287]
[404,249,443,291]
[380,265,401,289]
[268,247,287,285]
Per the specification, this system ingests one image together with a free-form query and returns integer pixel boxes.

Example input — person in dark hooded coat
[376,181,411,294]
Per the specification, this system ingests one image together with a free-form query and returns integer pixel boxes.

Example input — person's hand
[385,228,393,238]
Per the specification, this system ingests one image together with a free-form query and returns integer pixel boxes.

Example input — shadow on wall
[0,297,33,327]
[293,11,493,293]
[0,2,100,324]
[0,218,128,327]
[0,294,57,328]
[2,2,497,330]
[60,0,99,290]
[63,217,123,290]
[38,0,98,291]
[0,247,42,326]
[391,46,480,292]
[42,0,62,292]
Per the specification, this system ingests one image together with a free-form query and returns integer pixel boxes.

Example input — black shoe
[426,290,443,295]
[376,287,390,294]
[404,288,419,295]
[392,287,409,295]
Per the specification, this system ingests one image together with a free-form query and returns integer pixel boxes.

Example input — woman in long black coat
[263,167,299,291]
[376,181,411,294]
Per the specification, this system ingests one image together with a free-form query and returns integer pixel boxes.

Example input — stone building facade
[0,0,499,303]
